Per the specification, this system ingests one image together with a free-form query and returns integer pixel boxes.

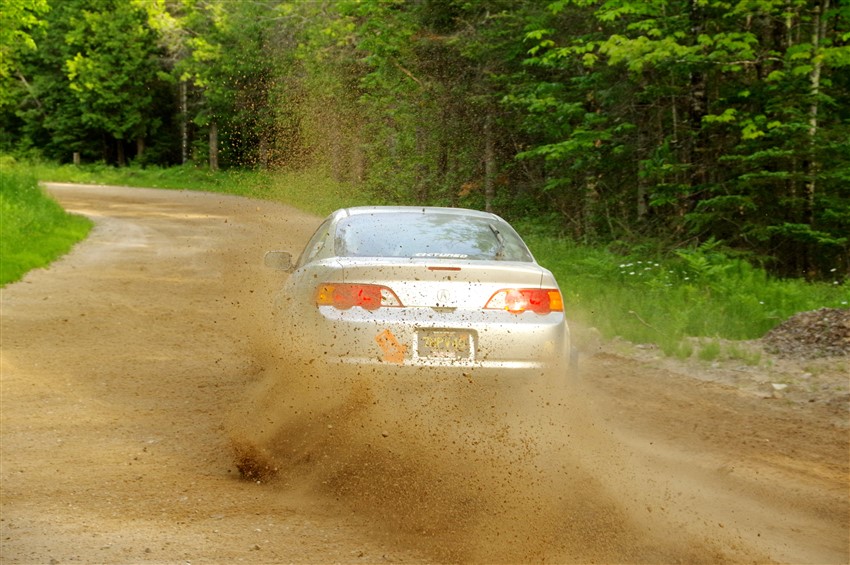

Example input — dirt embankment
[1,183,847,564]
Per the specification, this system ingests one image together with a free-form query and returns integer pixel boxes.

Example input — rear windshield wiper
[489,224,506,260]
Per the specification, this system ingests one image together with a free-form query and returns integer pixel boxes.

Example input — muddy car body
[265,206,572,384]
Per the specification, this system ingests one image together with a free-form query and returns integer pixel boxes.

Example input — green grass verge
[523,231,849,355]
[9,157,850,357]
[27,161,370,217]
[1,159,93,286]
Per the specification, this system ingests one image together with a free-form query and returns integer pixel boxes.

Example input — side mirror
[264,251,293,272]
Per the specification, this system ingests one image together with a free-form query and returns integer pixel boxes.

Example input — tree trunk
[636,124,649,221]
[258,136,269,169]
[117,140,126,167]
[330,114,343,181]
[483,112,495,213]
[415,126,428,203]
[351,131,365,183]
[801,0,829,279]
[688,0,708,191]
[209,121,219,171]
[448,154,458,208]
[136,137,145,161]
[805,0,828,227]
[180,81,188,165]
[437,107,449,203]
[584,173,599,242]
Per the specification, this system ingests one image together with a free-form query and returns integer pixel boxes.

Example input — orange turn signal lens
[484,288,564,315]
[315,283,402,310]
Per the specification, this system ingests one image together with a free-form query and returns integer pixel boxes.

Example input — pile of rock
[762,308,850,359]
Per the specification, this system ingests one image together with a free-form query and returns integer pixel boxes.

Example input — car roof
[337,206,503,221]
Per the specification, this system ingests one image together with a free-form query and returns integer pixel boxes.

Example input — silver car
[265,206,573,385]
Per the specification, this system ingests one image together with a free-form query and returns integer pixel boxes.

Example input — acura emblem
[437,289,451,304]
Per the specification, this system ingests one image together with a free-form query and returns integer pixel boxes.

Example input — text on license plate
[417,330,472,359]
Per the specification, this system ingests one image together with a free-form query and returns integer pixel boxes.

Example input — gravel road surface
[1,183,847,564]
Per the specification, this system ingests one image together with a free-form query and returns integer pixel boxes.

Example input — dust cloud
[223,266,736,564]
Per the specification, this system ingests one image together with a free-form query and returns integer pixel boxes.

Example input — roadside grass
[523,232,849,356]
[28,161,369,216]
[11,157,850,357]
[0,159,92,286]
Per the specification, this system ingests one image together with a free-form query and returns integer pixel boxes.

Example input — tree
[64,0,168,165]
[3,0,97,160]
[520,0,849,276]
[168,0,281,169]
[0,0,49,110]
[2,0,846,278]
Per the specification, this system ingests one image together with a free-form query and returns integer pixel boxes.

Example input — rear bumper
[284,305,571,380]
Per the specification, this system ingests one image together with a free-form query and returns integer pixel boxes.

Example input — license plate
[417,330,472,359]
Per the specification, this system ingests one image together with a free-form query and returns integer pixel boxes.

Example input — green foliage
[28,160,237,191]
[518,0,850,277]
[525,232,849,352]
[64,1,164,146]
[0,157,92,286]
[1,0,848,281]
[0,0,49,108]
[169,0,279,167]
[3,0,176,165]
[697,340,722,362]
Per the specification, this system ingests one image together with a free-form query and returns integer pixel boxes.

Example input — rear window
[334,212,534,262]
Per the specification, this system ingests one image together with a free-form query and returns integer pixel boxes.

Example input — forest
[2,0,849,280]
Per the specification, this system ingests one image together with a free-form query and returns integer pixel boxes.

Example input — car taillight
[315,283,403,310]
[484,288,563,315]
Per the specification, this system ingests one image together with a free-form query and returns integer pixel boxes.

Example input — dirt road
[1,183,847,564]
